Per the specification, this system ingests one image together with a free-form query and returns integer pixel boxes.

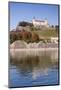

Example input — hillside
[10,21,59,44]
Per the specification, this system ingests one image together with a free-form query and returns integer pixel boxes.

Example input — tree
[31,32,39,42]
[51,25,54,28]
[10,32,17,43]
[55,25,59,30]
[18,21,33,27]
[55,25,59,33]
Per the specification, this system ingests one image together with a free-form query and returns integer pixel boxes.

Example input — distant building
[32,18,49,28]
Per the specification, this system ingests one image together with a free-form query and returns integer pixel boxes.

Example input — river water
[9,49,59,87]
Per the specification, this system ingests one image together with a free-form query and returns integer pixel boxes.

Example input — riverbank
[10,40,58,49]
[10,48,58,62]
[10,48,58,51]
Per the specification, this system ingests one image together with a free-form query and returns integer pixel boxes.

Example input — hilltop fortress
[10,17,58,45]
[16,18,50,31]
[32,18,49,28]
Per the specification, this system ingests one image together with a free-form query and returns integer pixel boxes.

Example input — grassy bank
[32,29,58,38]
[10,26,58,44]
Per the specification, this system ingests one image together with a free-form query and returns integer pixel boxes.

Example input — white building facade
[32,18,49,28]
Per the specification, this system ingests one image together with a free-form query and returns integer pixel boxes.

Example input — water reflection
[10,49,58,80]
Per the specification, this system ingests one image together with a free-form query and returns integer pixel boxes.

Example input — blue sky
[9,2,59,30]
